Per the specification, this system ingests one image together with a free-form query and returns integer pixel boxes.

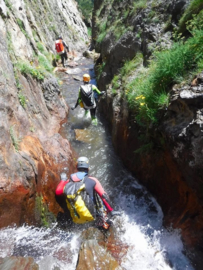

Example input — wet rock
[76,227,127,270]
[67,62,79,68]
[75,129,92,144]
[83,50,98,60]
[77,239,120,270]
[0,1,7,18]
[73,76,82,81]
[65,67,82,75]
[0,256,39,270]
[53,67,68,73]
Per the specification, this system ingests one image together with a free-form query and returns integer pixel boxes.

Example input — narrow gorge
[0,0,203,269]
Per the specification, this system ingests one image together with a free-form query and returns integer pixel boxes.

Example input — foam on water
[0,225,81,270]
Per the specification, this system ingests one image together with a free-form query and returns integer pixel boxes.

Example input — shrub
[38,55,53,72]
[179,0,203,32]
[18,91,27,108]
[16,18,29,39]
[125,29,203,126]
[97,30,107,43]
[16,61,44,81]
[96,61,106,79]
[10,126,21,152]
[132,0,147,14]
[36,42,46,53]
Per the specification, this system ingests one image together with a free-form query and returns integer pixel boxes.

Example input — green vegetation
[15,42,54,81]
[36,42,46,54]
[16,61,44,81]
[179,0,203,32]
[18,91,27,108]
[4,0,13,12]
[111,75,120,94]
[121,53,143,78]
[132,0,148,13]
[97,31,107,43]
[38,55,53,72]
[35,194,56,227]
[16,18,30,39]
[87,27,92,37]
[6,31,15,61]
[75,0,94,21]
[96,61,106,80]
[10,126,21,152]
[125,29,203,127]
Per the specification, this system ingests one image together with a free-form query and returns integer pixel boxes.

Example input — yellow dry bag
[64,181,94,224]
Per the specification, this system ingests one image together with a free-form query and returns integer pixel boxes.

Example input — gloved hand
[110,210,121,217]
[60,172,68,181]
[100,91,105,96]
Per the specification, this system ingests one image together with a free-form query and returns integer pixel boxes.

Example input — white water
[0,59,195,269]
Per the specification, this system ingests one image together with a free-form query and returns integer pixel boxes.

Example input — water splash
[0,225,80,270]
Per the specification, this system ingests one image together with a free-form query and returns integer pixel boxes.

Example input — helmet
[83,74,90,82]
[77,156,89,170]
[60,172,67,181]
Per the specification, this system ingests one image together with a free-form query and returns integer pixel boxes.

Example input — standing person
[55,156,120,229]
[55,36,69,67]
[71,74,105,126]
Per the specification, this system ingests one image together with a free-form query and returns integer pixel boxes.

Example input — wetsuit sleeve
[55,180,69,196]
[89,177,113,212]
[62,41,69,52]
[92,85,101,94]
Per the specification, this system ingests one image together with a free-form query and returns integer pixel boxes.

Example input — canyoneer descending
[56,156,120,229]
[71,74,105,126]
[55,36,69,67]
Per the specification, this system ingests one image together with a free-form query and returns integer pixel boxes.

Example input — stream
[0,55,195,270]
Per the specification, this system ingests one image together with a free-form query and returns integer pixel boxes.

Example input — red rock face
[0,134,75,228]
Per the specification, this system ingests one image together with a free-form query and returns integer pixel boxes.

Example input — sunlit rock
[75,129,93,144]
[76,227,127,270]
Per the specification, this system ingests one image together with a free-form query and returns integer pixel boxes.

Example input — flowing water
[0,55,195,270]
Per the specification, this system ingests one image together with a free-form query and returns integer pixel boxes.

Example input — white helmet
[77,157,89,170]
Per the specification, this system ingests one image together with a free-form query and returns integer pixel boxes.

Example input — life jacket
[55,39,64,54]
[63,172,95,224]
[80,84,95,109]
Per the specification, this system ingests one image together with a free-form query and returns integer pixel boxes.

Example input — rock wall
[92,0,203,267]
[0,0,88,227]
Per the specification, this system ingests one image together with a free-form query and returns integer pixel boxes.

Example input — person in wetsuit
[55,36,69,67]
[56,156,120,229]
[71,74,105,126]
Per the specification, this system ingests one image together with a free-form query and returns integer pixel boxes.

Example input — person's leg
[84,109,88,116]
[90,108,98,125]
[64,51,68,61]
[90,108,96,119]
[61,53,65,67]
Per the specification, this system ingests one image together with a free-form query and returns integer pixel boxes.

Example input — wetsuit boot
[91,116,98,126]
[84,109,88,117]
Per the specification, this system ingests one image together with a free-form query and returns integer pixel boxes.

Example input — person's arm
[92,85,105,96]
[62,41,69,52]
[55,180,69,196]
[89,176,113,212]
